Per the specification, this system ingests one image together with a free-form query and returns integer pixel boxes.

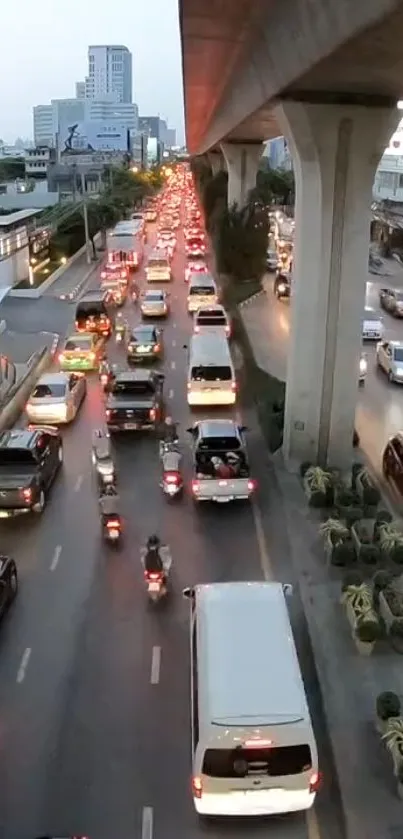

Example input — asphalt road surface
[0,210,344,839]
[248,269,403,475]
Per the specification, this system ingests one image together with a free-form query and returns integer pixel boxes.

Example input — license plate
[138,346,150,353]
[0,511,9,518]
[108,529,119,539]
[216,497,231,503]
[124,422,138,429]
[367,332,376,337]
[149,582,160,592]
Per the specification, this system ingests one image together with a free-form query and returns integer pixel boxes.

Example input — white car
[140,289,170,318]
[362,309,384,341]
[185,260,208,282]
[26,372,86,424]
[376,340,403,383]
[193,305,231,337]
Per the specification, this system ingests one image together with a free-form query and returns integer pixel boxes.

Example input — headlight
[359,358,367,374]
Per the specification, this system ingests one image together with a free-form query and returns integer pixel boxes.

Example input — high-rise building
[33,105,54,147]
[84,45,132,103]
[75,81,86,99]
[139,116,166,142]
[165,128,176,149]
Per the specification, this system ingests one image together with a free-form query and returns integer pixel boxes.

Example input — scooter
[159,438,179,457]
[96,461,117,489]
[141,546,172,603]
[161,471,183,499]
[115,330,124,344]
[103,515,122,544]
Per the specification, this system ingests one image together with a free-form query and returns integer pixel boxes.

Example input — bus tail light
[192,776,203,799]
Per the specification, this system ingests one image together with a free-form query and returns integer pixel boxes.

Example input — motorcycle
[96,460,116,489]
[161,471,183,498]
[103,515,122,544]
[159,438,179,457]
[141,545,172,603]
[115,330,124,344]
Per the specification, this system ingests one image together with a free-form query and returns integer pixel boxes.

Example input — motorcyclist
[115,311,127,335]
[92,428,115,484]
[161,415,178,446]
[131,280,140,302]
[99,357,110,376]
[161,448,182,477]
[99,484,120,523]
[144,534,164,576]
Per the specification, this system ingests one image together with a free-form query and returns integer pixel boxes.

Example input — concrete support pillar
[274,102,399,469]
[207,151,224,176]
[221,142,263,207]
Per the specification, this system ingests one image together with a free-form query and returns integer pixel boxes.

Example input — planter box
[354,635,375,656]
[397,780,403,800]
[379,590,403,633]
[346,600,358,631]
[336,504,363,525]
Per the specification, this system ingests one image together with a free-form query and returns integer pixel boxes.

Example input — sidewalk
[241,291,403,839]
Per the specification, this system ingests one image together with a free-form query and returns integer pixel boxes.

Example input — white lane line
[74,475,83,492]
[16,648,31,684]
[141,806,153,839]
[306,807,322,839]
[170,361,176,370]
[168,388,174,399]
[173,322,177,328]
[150,646,161,684]
[172,339,176,347]
[50,544,62,572]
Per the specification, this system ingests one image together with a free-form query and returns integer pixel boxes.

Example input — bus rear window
[197,315,226,326]
[202,745,312,778]
[191,365,232,382]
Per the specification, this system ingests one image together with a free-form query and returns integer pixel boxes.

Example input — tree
[0,157,25,181]
[88,198,121,249]
[215,201,269,282]
[253,166,295,206]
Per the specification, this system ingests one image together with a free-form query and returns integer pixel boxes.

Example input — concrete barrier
[0,345,52,432]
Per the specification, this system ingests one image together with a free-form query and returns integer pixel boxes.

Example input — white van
[183,581,319,817]
[193,305,231,338]
[146,249,172,283]
[187,333,236,406]
[187,272,218,312]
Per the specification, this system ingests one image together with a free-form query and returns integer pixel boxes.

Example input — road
[243,266,403,476]
[0,203,344,839]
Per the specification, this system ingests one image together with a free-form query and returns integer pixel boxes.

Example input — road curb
[238,290,265,308]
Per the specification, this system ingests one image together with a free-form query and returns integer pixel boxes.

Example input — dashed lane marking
[17,648,31,684]
[141,806,153,839]
[50,545,62,572]
[173,322,177,328]
[74,475,83,492]
[172,339,176,347]
[150,646,161,684]
[168,389,174,399]
[170,361,176,370]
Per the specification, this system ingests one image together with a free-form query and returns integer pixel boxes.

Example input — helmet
[165,416,173,426]
[227,452,240,465]
[147,534,160,548]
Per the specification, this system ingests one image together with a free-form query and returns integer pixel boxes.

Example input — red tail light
[225,325,231,336]
[21,488,32,503]
[192,776,203,799]
[153,344,160,353]
[149,408,156,421]
[58,353,65,363]
[165,473,178,484]
[192,480,200,493]
[107,520,120,529]
[247,479,256,492]
[194,325,200,333]
[145,571,163,581]
[106,409,111,420]
[309,771,321,793]
[101,272,106,279]
[231,381,237,392]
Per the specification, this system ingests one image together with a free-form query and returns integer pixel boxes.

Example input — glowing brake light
[244,738,272,747]
[106,409,111,420]
[192,776,203,799]
[146,571,162,581]
[58,353,65,363]
[194,325,200,333]
[21,488,32,503]
[225,325,230,336]
[309,771,321,793]
[88,352,96,361]
[107,519,120,529]
[149,408,156,421]
[192,480,200,493]
[231,381,237,392]
[153,344,160,353]
[165,473,178,484]
[247,479,256,492]
[101,271,106,278]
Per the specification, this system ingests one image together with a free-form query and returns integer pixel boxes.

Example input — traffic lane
[356,349,403,471]
[0,296,73,344]
[42,252,99,298]
[0,378,105,837]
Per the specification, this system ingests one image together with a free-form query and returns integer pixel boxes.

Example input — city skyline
[0,0,184,144]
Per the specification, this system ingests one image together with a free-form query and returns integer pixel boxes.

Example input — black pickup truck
[105,369,164,432]
[0,427,63,516]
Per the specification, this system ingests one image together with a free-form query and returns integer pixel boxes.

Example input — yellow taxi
[58,332,104,372]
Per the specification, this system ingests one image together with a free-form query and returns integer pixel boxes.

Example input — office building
[139,116,166,143]
[264,136,293,171]
[84,45,132,103]
[75,81,86,99]
[373,119,403,204]
[25,147,56,178]
[165,128,176,149]
[33,105,54,147]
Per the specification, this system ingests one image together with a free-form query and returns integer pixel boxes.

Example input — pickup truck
[0,426,63,516]
[105,369,164,432]
[187,419,256,503]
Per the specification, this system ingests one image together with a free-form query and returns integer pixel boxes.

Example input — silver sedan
[26,371,86,424]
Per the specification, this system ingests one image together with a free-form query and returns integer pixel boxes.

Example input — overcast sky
[0,0,184,143]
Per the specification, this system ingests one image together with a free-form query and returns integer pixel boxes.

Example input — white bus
[183,581,319,817]
[106,219,145,270]
[186,333,236,407]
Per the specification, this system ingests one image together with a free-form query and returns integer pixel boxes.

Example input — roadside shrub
[376,692,401,720]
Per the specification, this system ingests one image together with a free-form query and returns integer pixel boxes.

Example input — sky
[0,0,184,144]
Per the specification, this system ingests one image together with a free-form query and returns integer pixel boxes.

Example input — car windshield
[112,380,155,395]
[145,293,163,301]
[191,365,232,382]
[132,329,155,342]
[76,303,104,318]
[149,259,168,268]
[65,338,92,351]
[393,347,403,362]
[32,383,66,399]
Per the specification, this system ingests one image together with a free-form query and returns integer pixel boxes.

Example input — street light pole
[80,170,91,265]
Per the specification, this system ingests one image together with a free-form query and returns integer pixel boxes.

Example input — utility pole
[80,170,91,264]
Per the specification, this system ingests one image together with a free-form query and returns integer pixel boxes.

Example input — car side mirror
[283,583,293,597]
[183,344,188,349]
[182,587,194,600]
[156,373,165,382]
[239,425,248,433]
[186,426,195,435]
